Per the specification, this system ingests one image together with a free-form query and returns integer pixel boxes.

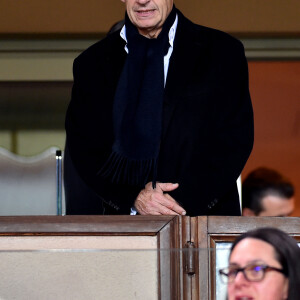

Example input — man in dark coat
[65,0,254,216]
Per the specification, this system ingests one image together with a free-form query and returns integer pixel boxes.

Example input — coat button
[208,199,218,209]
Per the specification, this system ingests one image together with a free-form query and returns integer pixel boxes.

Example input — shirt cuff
[130,207,137,215]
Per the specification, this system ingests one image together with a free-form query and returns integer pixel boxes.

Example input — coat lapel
[162,11,210,139]
[103,19,210,142]
[105,34,127,91]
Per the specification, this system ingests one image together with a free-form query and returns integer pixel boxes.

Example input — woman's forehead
[229,238,279,266]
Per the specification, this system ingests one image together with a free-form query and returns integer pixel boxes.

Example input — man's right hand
[134,182,186,215]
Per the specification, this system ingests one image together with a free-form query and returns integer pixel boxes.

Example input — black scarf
[99,6,177,187]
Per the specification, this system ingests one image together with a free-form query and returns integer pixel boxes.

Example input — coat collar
[105,33,127,91]
[106,11,210,100]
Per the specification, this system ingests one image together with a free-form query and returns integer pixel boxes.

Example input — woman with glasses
[219,227,300,300]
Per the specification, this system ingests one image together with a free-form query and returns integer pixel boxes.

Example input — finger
[155,202,180,215]
[144,182,154,191]
[151,190,186,215]
[161,194,186,215]
[156,182,179,192]
[135,191,178,215]
[164,193,177,202]
[144,197,179,215]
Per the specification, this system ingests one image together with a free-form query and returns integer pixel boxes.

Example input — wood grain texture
[207,216,300,235]
[0,215,175,235]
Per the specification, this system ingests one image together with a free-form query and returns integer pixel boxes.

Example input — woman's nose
[233,271,249,286]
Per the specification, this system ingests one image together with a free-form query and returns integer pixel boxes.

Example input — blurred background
[0,0,299,215]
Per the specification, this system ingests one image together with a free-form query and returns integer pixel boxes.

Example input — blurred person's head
[242,167,295,217]
[219,227,300,300]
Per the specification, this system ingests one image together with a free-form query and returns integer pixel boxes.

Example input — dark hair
[242,167,294,215]
[230,227,300,300]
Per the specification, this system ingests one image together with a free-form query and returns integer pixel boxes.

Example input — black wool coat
[65,10,254,216]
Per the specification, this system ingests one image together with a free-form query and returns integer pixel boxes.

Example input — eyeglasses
[219,264,287,284]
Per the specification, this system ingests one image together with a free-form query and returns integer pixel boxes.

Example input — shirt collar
[120,14,178,53]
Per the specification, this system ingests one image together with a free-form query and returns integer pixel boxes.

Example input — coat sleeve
[201,40,254,208]
[65,52,140,214]
[164,38,254,216]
